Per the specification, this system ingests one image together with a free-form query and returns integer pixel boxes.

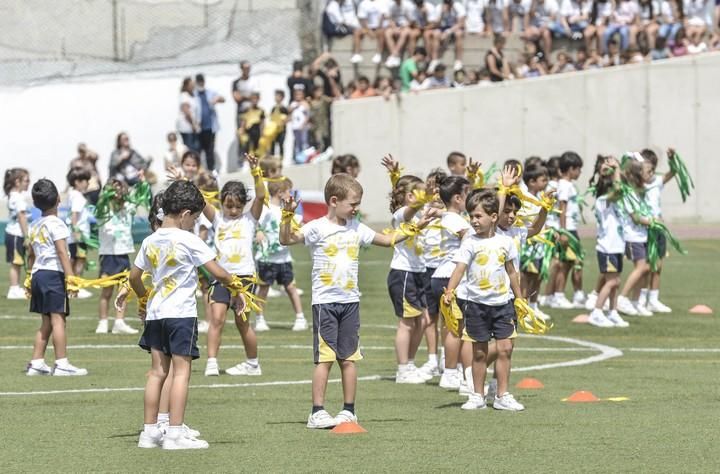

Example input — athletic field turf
[1,240,718,472]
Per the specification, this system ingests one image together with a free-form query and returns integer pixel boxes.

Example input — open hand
[381,154,399,173]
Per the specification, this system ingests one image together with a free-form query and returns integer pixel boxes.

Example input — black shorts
[69,242,88,260]
[5,233,25,265]
[139,318,200,360]
[652,232,667,258]
[625,242,647,262]
[29,270,69,316]
[257,261,295,286]
[424,267,439,316]
[387,269,427,318]
[209,275,255,307]
[597,251,623,274]
[312,302,362,364]
[430,276,449,318]
[458,299,516,343]
[99,254,130,277]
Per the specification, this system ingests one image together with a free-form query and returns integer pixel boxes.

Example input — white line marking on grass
[512,334,623,372]
[625,348,720,353]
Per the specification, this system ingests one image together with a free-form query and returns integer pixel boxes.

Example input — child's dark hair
[503,158,522,169]
[546,156,561,179]
[32,178,59,211]
[105,178,128,199]
[268,178,293,197]
[67,167,91,187]
[640,148,658,169]
[163,180,205,215]
[465,188,499,215]
[426,168,449,195]
[504,194,522,209]
[181,150,201,167]
[220,181,249,205]
[446,151,466,169]
[149,191,165,231]
[274,89,285,99]
[324,173,363,204]
[390,175,423,213]
[559,151,583,173]
[438,175,469,205]
[524,156,544,169]
[589,155,615,197]
[196,171,218,192]
[523,164,549,185]
[4,168,28,196]
[331,154,360,175]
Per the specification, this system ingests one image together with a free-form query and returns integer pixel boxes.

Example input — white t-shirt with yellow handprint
[454,233,517,306]
[431,212,473,278]
[390,206,425,272]
[28,215,70,274]
[134,228,216,320]
[213,212,257,275]
[302,216,376,305]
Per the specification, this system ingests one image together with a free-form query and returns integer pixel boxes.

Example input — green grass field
[1,240,719,472]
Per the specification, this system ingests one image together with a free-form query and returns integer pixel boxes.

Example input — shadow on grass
[108,432,140,439]
[266,418,410,426]
[434,402,465,409]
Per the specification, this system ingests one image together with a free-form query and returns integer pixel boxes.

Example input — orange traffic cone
[564,391,599,402]
[572,314,590,324]
[331,422,367,434]
[516,377,544,389]
[689,305,713,315]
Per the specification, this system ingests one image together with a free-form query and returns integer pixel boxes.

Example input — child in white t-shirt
[4,167,30,299]
[254,177,307,331]
[289,89,310,161]
[352,0,388,65]
[65,168,93,299]
[202,154,265,377]
[279,173,433,429]
[26,179,87,377]
[131,180,246,450]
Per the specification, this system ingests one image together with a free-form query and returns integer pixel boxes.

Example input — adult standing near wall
[195,73,225,172]
[108,132,149,186]
[177,76,200,153]
[232,61,259,126]
[70,143,102,205]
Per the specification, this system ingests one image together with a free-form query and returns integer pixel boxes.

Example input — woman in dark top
[108,132,149,186]
[485,34,510,82]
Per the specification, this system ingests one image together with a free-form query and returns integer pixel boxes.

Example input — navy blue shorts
[597,251,623,274]
[424,267,439,316]
[99,254,130,277]
[257,262,294,286]
[429,276,449,319]
[625,242,647,262]
[312,302,362,364]
[5,233,25,265]
[387,269,427,318]
[29,270,69,316]
[139,318,200,360]
[69,242,87,260]
[210,275,255,306]
[458,299,516,343]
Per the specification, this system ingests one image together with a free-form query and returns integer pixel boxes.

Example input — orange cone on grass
[516,377,544,389]
[572,314,590,324]
[331,422,367,434]
[565,390,599,402]
[689,304,713,315]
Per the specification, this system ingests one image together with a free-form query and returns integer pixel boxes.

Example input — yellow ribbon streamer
[439,290,463,336]
[383,222,422,248]
[409,189,436,209]
[201,190,220,208]
[466,169,485,190]
[226,274,265,321]
[281,209,302,233]
[66,271,130,292]
[388,166,404,187]
[514,298,553,335]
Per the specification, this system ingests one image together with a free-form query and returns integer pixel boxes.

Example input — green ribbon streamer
[554,227,585,262]
[669,152,694,202]
[126,181,152,209]
[647,220,687,272]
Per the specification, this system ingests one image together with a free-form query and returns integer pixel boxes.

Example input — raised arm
[247,153,266,220]
[279,196,305,246]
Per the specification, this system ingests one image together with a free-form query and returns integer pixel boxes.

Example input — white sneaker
[292,317,308,331]
[350,53,363,64]
[606,310,629,328]
[584,291,598,310]
[572,292,587,309]
[428,59,439,72]
[138,428,163,448]
[493,392,525,411]
[395,369,426,384]
[225,361,262,376]
[112,319,139,335]
[162,430,209,450]
[7,286,27,299]
[438,371,462,389]
[537,295,549,307]
[617,296,638,316]
[588,309,615,328]
[296,288,304,296]
[647,300,672,313]
[95,319,109,334]
[550,295,574,309]
[204,359,219,376]
[534,306,552,321]
[76,288,93,299]
[255,316,270,332]
[485,379,497,400]
[634,302,653,317]
[197,319,209,334]
[307,409,337,429]
[334,410,358,425]
[371,53,382,64]
[418,360,440,378]
[53,363,88,376]
[409,363,432,381]
[453,60,463,71]
[158,422,200,438]
[461,393,487,410]
[267,287,282,298]
[26,361,52,376]
[459,380,474,397]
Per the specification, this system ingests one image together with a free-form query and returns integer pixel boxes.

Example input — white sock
[464,366,473,383]
[31,358,45,367]
[256,314,265,320]
[398,363,410,372]
[530,302,538,310]
[207,357,217,364]
[639,288,649,304]
[589,290,597,297]
[144,423,158,433]
[609,309,620,317]
[439,347,445,359]
[573,290,585,300]
[55,357,69,368]
[246,358,259,367]
[443,367,457,375]
[554,292,565,300]
[295,313,305,319]
[408,359,415,368]
[457,363,463,371]
[166,425,183,437]
[649,289,659,303]
[157,413,170,424]
[427,353,438,365]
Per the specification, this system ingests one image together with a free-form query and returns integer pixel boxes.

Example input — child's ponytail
[389,175,423,213]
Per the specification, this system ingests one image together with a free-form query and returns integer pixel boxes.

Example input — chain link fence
[0,0,321,85]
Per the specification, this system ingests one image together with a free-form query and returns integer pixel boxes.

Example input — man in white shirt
[351,0,388,65]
